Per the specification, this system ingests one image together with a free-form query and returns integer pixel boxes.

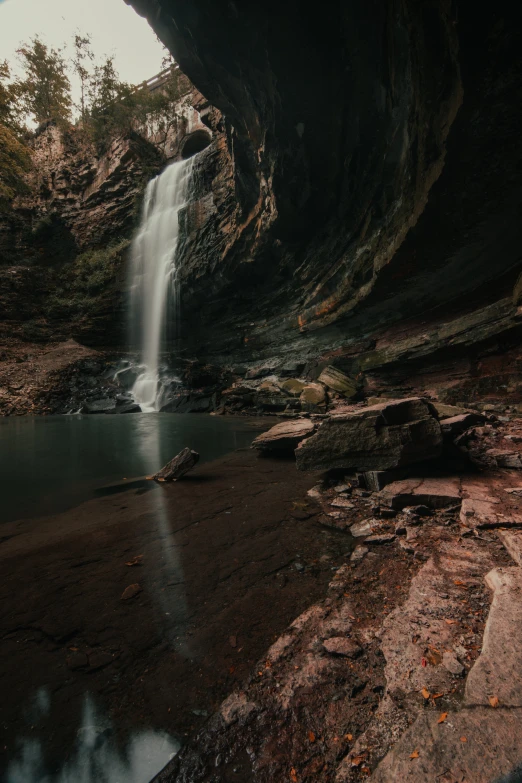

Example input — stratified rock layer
[296,398,442,472]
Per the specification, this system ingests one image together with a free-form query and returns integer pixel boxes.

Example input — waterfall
[128,158,194,412]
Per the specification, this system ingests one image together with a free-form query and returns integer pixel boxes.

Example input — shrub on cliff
[0,124,32,211]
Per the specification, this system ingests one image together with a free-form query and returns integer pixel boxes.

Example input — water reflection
[0,413,260,523]
[6,692,179,783]
[135,414,191,656]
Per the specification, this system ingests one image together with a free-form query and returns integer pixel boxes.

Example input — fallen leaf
[121,583,142,601]
[421,687,430,699]
[445,619,457,625]
[460,736,467,742]
[437,712,448,724]
[426,650,442,666]
[346,733,353,741]
[489,696,499,708]
[290,768,298,783]
[125,555,143,567]
[229,666,235,674]
[410,750,419,759]
[351,755,365,767]
[361,767,370,774]
[432,692,444,700]
[454,579,466,586]
[421,657,427,668]
[308,731,316,743]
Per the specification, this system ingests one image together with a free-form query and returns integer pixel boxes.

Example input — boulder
[318,366,358,398]
[251,419,316,453]
[281,378,307,397]
[152,447,199,481]
[296,397,442,472]
[433,402,473,418]
[115,402,141,414]
[82,398,117,414]
[299,382,327,410]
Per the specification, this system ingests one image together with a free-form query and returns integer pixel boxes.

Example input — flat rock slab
[296,397,442,472]
[370,707,522,782]
[379,539,495,700]
[465,567,522,707]
[251,418,315,452]
[460,475,522,528]
[379,477,462,510]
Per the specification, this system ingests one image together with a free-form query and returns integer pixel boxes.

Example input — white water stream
[128,158,194,411]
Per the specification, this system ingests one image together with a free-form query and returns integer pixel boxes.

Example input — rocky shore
[152,398,522,782]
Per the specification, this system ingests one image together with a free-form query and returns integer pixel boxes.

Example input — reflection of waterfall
[6,691,179,783]
[128,159,194,412]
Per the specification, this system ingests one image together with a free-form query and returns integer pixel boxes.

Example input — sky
[0,0,167,107]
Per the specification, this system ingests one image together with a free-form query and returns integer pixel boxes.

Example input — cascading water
[128,158,194,412]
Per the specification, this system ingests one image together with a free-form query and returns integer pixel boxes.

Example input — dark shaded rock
[82,398,117,414]
[441,413,486,438]
[160,393,216,413]
[114,402,141,414]
[251,419,316,454]
[152,447,200,481]
[296,398,442,472]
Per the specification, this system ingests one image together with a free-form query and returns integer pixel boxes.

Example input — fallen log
[151,447,200,482]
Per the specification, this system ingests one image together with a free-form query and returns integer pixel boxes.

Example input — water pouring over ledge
[128,157,195,412]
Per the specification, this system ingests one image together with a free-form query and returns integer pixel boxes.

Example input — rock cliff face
[0,77,212,349]
[126,0,522,406]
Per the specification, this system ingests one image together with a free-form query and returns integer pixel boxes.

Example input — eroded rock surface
[296,398,442,472]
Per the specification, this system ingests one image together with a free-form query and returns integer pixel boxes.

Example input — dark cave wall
[125,0,522,404]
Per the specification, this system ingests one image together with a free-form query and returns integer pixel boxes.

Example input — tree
[72,33,94,123]
[17,37,72,126]
[0,60,24,133]
[86,56,136,150]
[0,124,31,210]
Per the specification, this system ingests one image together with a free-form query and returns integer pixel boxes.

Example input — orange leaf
[308,731,316,743]
[454,579,466,586]
[489,696,499,708]
[432,692,444,700]
[410,749,419,759]
[421,687,430,699]
[345,733,353,741]
[460,736,467,742]
[290,768,298,783]
[437,712,448,724]
[445,619,457,625]
[351,755,365,767]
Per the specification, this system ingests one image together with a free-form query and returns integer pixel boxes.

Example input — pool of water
[0,413,265,524]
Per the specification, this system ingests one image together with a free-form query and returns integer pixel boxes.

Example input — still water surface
[0,413,265,783]
[0,413,263,524]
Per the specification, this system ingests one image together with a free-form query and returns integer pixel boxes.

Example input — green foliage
[16,37,72,126]
[0,123,32,210]
[0,60,24,132]
[46,239,130,321]
[72,33,94,123]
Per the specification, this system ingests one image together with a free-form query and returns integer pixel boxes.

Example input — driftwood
[151,447,200,482]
